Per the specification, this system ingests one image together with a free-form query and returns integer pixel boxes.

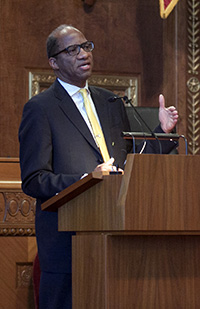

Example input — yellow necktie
[79,88,110,162]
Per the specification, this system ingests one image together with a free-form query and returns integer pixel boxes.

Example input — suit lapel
[52,80,100,154]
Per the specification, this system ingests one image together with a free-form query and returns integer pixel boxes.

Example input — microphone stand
[108,95,187,154]
[123,97,163,154]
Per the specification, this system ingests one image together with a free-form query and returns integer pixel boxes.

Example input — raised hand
[159,94,178,133]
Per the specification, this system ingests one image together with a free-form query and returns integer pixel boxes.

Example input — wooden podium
[42,154,200,308]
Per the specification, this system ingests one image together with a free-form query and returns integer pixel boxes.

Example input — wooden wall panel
[72,234,200,308]
[0,237,37,309]
[0,159,37,309]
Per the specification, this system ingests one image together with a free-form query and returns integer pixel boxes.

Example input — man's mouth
[79,62,91,70]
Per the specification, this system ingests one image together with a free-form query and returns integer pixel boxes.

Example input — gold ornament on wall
[29,71,138,106]
[187,0,200,155]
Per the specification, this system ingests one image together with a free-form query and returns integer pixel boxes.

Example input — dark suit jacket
[19,79,177,273]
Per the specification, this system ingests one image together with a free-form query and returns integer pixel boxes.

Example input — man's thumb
[159,94,165,109]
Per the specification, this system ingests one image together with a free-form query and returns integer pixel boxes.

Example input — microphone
[108,95,155,133]
[108,96,128,103]
[108,95,163,153]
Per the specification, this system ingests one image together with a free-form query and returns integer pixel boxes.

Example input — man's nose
[77,48,89,58]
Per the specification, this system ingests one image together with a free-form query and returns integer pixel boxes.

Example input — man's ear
[48,57,59,70]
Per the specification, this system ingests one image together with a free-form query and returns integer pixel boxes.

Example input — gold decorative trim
[88,75,138,106]
[29,71,138,106]
[160,0,179,19]
[187,0,200,155]
[0,180,22,190]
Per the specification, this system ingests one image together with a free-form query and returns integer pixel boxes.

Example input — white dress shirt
[57,78,101,140]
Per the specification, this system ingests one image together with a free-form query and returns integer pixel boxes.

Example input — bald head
[46,25,81,59]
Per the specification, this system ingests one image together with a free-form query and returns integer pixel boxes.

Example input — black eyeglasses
[51,41,94,57]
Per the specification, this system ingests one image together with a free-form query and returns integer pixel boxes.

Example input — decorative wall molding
[29,71,138,106]
[0,227,35,236]
[0,192,36,236]
[0,159,36,236]
[187,0,200,154]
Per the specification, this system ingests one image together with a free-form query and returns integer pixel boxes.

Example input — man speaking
[19,24,178,308]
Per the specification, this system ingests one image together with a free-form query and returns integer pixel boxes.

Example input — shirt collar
[57,78,89,96]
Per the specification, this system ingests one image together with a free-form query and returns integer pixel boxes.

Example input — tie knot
[79,88,87,97]
[79,89,89,108]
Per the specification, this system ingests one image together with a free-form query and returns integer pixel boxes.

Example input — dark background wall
[0,0,196,157]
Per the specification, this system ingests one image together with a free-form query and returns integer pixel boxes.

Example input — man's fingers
[105,157,115,165]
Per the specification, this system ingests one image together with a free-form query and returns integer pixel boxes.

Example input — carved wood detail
[0,159,36,236]
[16,263,33,288]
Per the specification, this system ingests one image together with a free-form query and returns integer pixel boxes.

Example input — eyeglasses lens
[68,42,94,56]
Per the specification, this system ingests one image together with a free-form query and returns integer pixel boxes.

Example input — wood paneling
[106,235,200,308]
[0,237,37,309]
[72,235,106,308]
[73,234,200,308]
[0,159,37,309]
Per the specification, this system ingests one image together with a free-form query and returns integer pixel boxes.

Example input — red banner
[160,0,179,18]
